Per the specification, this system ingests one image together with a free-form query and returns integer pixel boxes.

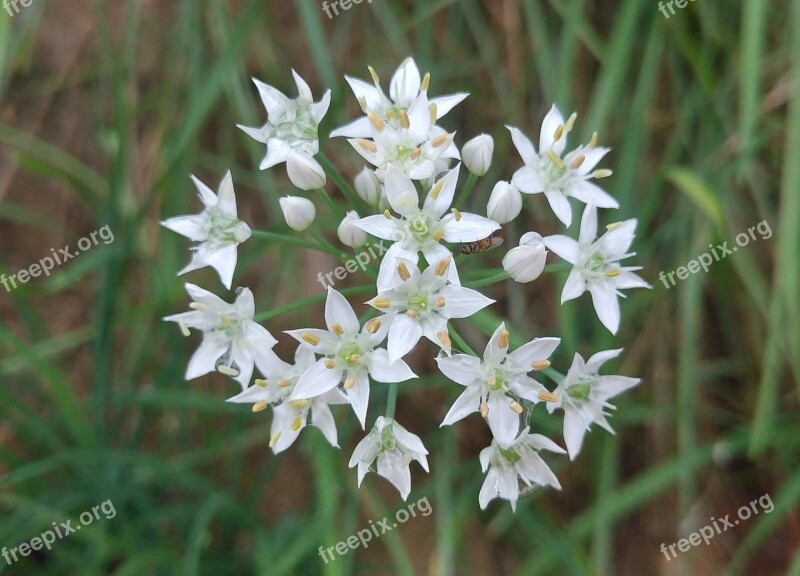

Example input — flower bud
[337,211,367,247]
[502,232,547,283]
[279,196,316,232]
[462,134,494,176]
[487,181,522,224]
[354,167,382,205]
[286,152,326,191]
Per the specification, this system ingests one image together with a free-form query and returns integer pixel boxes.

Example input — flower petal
[387,314,423,362]
[436,354,482,386]
[325,287,360,335]
[291,358,343,399]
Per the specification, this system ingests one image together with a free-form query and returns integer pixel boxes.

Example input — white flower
[543,205,650,334]
[238,70,330,190]
[479,428,565,511]
[486,181,522,224]
[348,416,429,500]
[349,93,458,181]
[438,323,560,446]
[338,211,368,248]
[367,257,494,361]
[502,232,548,283]
[163,283,277,388]
[161,172,251,290]
[508,105,618,227]
[286,288,416,428]
[462,134,494,176]
[226,345,348,454]
[547,349,640,460]
[286,152,326,191]
[331,57,468,139]
[352,164,501,291]
[279,196,316,232]
[354,167,382,206]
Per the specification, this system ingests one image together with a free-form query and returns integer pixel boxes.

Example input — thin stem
[454,172,479,210]
[318,152,368,216]
[252,230,339,257]
[385,382,399,419]
[464,270,509,289]
[448,327,477,356]
[254,285,374,322]
[315,186,346,221]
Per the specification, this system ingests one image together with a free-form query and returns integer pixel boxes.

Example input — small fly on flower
[460,231,504,255]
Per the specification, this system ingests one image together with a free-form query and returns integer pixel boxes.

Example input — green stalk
[385,382,398,419]
[318,152,368,216]
[453,173,478,210]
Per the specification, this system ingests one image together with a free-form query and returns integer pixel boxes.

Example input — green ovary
[567,383,591,400]
[408,216,431,243]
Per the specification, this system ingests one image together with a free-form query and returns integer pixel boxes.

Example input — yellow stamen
[344,378,356,390]
[432,134,451,148]
[451,208,462,221]
[480,402,489,418]
[301,332,320,346]
[397,262,411,281]
[290,399,309,410]
[498,330,510,349]
[367,318,382,334]
[368,66,380,85]
[373,298,392,309]
[386,108,397,121]
[590,131,599,148]
[510,400,524,414]
[435,257,451,277]
[255,379,268,388]
[606,222,623,231]
[178,322,190,337]
[488,376,497,388]
[349,353,361,363]
[430,178,444,200]
[429,103,438,124]
[399,110,411,129]
[324,359,336,369]
[406,309,418,318]
[269,430,281,447]
[368,112,385,132]
[531,360,551,371]
[592,169,613,179]
[546,150,564,168]
[420,72,431,92]
[332,323,344,336]
[291,416,303,432]
[433,230,444,242]
[278,379,292,388]
[436,296,446,308]
[358,139,378,154]
[358,96,368,114]
[570,154,586,170]
[437,331,452,348]
[252,401,269,413]
[538,391,559,403]
[553,124,565,142]
[604,269,621,278]
[189,302,207,311]
[383,209,392,220]
[409,148,422,161]
[565,112,578,132]
[218,365,239,377]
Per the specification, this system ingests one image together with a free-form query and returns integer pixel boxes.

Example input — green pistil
[339,342,363,367]
[408,293,429,313]
[380,425,396,451]
[568,383,592,400]
[499,447,521,463]
[408,216,431,243]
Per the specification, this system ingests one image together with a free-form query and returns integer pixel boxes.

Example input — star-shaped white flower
[353,164,501,291]
[543,205,650,334]
[508,105,618,227]
[367,257,494,361]
[479,428,565,511]
[330,57,468,140]
[238,70,331,190]
[547,348,640,460]
[163,283,277,389]
[226,344,348,454]
[161,172,251,289]
[286,287,416,428]
[437,323,561,447]
[348,416,429,500]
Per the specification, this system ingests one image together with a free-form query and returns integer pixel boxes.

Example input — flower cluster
[162,58,648,511]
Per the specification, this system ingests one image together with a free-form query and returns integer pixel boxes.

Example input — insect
[459,232,504,255]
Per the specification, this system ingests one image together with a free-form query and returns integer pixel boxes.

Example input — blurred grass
[0,0,797,575]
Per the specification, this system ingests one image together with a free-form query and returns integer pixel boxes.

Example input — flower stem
[464,270,509,289]
[318,152,368,216]
[448,327,477,355]
[385,382,398,419]
[315,186,346,221]
[454,172,478,210]
[251,230,340,257]
[254,284,374,322]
